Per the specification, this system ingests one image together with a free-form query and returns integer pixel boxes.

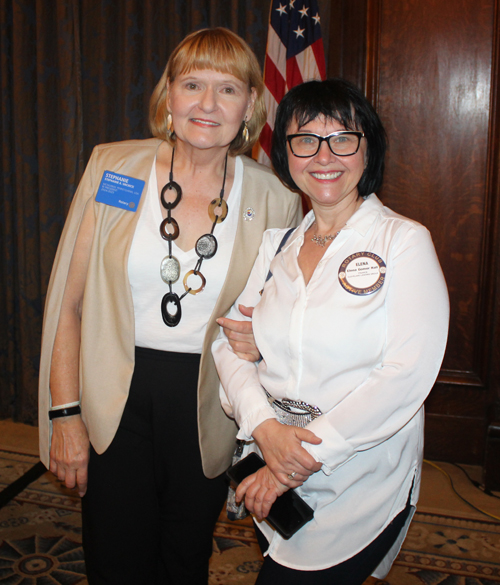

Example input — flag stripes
[255,0,326,165]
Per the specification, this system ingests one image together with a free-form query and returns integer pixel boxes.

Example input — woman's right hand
[252,419,323,488]
[49,415,90,497]
[46,199,94,499]
[217,305,260,362]
[236,465,289,520]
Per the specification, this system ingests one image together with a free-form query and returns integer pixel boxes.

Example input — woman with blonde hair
[38,28,301,585]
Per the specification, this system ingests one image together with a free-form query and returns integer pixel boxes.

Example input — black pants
[254,490,413,585]
[81,347,227,585]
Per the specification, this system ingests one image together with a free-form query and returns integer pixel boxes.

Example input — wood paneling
[372,0,498,463]
[483,0,500,486]
[330,0,500,465]
[327,0,368,87]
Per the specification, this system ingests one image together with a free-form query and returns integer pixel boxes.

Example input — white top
[212,195,449,575]
[129,156,242,353]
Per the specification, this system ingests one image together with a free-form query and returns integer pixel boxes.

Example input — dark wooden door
[327,0,500,473]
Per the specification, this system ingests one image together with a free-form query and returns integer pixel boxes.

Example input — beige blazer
[39,138,302,478]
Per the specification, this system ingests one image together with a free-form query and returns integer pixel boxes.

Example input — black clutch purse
[226,452,314,539]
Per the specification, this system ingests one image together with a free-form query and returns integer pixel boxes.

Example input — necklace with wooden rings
[159,216,180,241]
[208,199,228,223]
[159,147,229,327]
[160,181,182,209]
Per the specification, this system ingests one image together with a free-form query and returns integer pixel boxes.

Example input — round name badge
[338,252,386,295]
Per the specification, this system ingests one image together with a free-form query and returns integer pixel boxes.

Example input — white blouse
[129,156,242,353]
[212,194,449,575]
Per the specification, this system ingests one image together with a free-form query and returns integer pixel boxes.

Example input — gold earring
[242,120,249,144]
[166,112,174,138]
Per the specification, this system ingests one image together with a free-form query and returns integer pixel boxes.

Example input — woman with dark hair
[38,28,301,585]
[213,78,449,584]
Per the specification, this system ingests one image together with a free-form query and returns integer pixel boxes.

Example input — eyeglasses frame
[286,131,365,158]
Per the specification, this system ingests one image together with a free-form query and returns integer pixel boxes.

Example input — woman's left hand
[236,465,288,520]
[252,419,322,486]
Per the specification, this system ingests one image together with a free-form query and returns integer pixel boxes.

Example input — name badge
[338,252,386,295]
[95,171,145,212]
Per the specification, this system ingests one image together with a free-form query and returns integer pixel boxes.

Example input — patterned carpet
[1,449,499,584]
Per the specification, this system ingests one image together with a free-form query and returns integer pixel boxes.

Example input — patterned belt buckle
[264,390,322,427]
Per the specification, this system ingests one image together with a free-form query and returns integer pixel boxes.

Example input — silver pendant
[160,256,180,284]
[196,234,218,259]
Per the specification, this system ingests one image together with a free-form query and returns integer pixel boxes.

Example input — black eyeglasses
[287,131,365,158]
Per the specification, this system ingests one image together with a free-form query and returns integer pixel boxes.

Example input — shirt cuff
[235,394,278,440]
[302,414,357,475]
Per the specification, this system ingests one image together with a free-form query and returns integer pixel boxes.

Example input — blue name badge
[95,171,145,212]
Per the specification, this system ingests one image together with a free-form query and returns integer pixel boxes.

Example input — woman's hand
[236,465,288,520]
[46,201,94,498]
[252,419,323,487]
[217,305,260,362]
[49,415,90,497]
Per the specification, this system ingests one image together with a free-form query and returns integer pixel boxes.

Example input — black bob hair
[270,78,387,197]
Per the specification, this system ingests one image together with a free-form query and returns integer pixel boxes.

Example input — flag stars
[289,0,296,8]
[299,6,309,18]
[313,13,321,25]
[276,3,287,15]
[294,25,305,38]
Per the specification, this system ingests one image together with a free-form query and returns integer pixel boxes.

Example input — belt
[265,390,322,427]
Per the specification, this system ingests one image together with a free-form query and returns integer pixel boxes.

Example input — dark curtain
[0,0,276,424]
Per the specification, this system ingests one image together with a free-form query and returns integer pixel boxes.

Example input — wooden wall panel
[327,0,500,464]
[483,0,500,487]
[327,0,368,87]
[375,0,492,370]
[370,0,498,463]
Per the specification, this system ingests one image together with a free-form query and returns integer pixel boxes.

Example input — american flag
[256,0,327,166]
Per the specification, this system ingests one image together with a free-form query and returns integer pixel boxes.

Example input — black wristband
[49,405,81,420]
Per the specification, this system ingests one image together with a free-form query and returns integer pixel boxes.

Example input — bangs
[293,104,359,133]
[171,31,250,85]
[288,81,364,132]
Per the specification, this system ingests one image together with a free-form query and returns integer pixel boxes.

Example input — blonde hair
[149,28,266,156]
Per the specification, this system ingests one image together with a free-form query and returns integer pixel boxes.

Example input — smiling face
[167,69,256,153]
[286,115,368,211]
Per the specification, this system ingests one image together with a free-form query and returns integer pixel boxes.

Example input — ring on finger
[287,471,297,480]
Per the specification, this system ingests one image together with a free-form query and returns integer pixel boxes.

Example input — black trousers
[254,488,413,585]
[81,347,228,585]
